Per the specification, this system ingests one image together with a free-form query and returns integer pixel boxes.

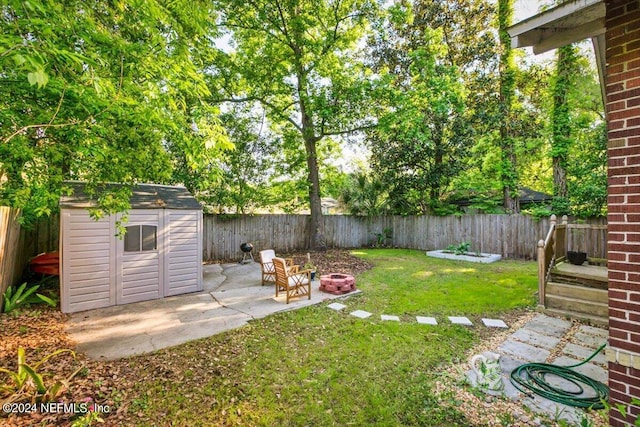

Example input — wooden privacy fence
[202,214,608,262]
[2,211,607,293]
[0,207,60,306]
[0,207,23,308]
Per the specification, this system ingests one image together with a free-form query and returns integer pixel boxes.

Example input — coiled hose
[509,343,609,409]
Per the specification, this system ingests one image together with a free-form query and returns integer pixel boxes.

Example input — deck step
[550,263,608,289]
[546,281,608,303]
[542,307,608,328]
[545,293,608,319]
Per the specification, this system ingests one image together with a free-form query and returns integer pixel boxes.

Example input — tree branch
[213,95,303,133]
[321,122,377,138]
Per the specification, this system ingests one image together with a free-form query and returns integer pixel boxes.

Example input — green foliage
[2,282,55,314]
[447,241,471,255]
[550,196,571,216]
[522,204,553,220]
[0,0,229,225]
[0,347,80,404]
[497,0,519,212]
[340,171,389,216]
[368,15,472,214]
[71,409,104,427]
[372,227,393,248]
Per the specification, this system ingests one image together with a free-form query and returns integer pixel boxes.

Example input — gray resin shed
[60,182,203,313]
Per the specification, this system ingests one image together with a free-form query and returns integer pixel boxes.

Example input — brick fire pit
[319,273,356,295]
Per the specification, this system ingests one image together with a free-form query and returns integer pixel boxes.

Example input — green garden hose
[509,343,609,409]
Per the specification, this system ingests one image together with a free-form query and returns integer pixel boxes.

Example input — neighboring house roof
[60,181,202,210]
[449,187,552,207]
[519,187,554,204]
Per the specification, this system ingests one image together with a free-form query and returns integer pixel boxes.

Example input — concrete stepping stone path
[328,303,509,329]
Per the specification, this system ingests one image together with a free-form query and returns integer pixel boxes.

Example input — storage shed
[59,182,203,313]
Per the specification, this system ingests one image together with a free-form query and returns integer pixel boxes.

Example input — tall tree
[212,0,378,250]
[366,2,473,214]
[497,0,519,212]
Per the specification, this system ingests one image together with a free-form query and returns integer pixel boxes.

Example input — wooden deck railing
[537,215,567,307]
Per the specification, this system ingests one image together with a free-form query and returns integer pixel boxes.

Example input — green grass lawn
[121,249,537,426]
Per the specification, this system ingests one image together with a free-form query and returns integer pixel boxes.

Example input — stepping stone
[512,328,561,350]
[449,316,473,326]
[563,343,607,366]
[552,356,608,384]
[381,314,400,321]
[525,315,571,338]
[578,325,608,340]
[499,339,550,363]
[327,302,347,311]
[573,330,608,349]
[482,318,508,328]
[350,310,372,319]
[416,316,438,325]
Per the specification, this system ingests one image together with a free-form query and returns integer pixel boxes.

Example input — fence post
[537,239,546,307]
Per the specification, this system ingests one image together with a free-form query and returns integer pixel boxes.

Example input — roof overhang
[507,0,605,55]
[507,0,606,105]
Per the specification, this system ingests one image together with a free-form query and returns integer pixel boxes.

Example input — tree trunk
[498,0,519,213]
[297,65,327,250]
[304,136,327,250]
[552,44,576,201]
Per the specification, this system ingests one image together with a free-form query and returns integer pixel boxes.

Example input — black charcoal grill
[240,242,254,264]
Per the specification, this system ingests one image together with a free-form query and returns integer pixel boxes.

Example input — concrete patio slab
[67,262,360,360]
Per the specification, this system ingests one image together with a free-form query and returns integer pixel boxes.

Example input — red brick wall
[606,0,640,425]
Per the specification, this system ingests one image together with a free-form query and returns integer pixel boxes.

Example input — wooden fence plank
[0,207,25,307]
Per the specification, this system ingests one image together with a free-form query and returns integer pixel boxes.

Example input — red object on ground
[319,273,356,295]
[29,251,60,276]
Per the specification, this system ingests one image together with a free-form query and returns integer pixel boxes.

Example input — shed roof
[60,182,202,210]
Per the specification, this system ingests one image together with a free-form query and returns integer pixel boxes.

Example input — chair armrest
[289,264,300,273]
[287,269,312,280]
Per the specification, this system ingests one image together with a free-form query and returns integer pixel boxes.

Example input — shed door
[116,211,163,304]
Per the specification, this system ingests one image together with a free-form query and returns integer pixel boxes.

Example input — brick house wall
[605,0,640,425]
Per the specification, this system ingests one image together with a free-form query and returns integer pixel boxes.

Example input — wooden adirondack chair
[272,257,311,304]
